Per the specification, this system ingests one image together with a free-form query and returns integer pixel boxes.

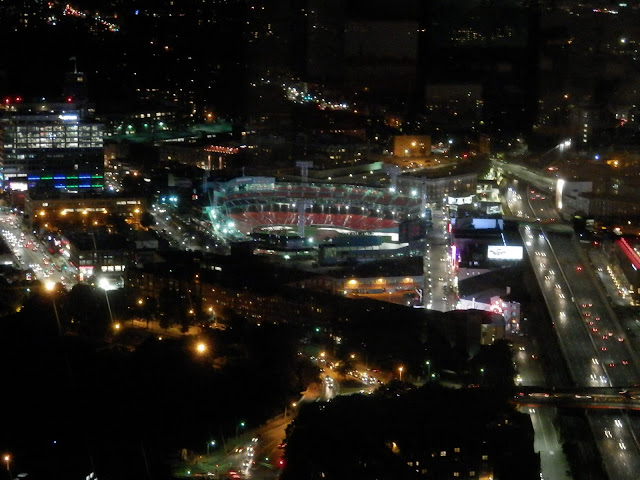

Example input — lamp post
[97,277,115,325]
[398,366,404,382]
[235,421,245,440]
[425,360,431,380]
[480,368,485,383]
[207,440,216,455]
[45,281,62,334]
[285,402,298,418]
[4,454,11,480]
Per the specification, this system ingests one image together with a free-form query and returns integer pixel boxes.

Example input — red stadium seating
[219,183,419,233]
[228,210,398,232]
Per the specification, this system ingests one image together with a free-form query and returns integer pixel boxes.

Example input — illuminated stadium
[204,177,426,240]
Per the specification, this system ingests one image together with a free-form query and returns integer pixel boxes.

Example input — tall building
[0,93,104,193]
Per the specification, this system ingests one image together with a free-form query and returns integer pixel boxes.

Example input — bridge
[513,388,640,411]
[491,158,558,195]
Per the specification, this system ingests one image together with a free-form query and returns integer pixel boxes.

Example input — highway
[503,171,640,480]
[588,413,640,480]
[544,232,640,386]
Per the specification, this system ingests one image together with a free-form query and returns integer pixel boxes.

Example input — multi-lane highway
[589,413,640,479]
[505,174,640,480]
[509,182,639,388]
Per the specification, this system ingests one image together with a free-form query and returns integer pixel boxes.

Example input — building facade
[0,99,104,192]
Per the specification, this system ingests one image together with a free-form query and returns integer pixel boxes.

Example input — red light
[278,458,285,467]
[66,96,73,103]
[3,97,11,105]
[14,96,22,103]
[462,153,468,159]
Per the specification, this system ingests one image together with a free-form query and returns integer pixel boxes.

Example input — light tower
[295,161,314,238]
[296,160,314,184]
[297,201,310,238]
[383,164,401,192]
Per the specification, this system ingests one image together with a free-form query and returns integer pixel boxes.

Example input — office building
[0,96,104,193]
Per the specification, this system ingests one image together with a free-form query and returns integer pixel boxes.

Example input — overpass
[491,158,558,196]
[513,388,640,411]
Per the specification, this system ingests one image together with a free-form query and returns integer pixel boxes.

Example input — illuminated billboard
[487,245,523,260]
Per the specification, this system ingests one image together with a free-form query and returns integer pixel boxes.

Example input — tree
[64,284,111,340]
[140,211,156,229]
[107,213,128,233]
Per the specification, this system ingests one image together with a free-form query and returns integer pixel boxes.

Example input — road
[588,412,640,480]
[424,204,455,311]
[0,211,78,288]
[502,171,640,480]
[152,203,231,254]
[527,405,571,480]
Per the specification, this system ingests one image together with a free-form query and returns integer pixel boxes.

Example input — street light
[97,276,115,325]
[4,454,11,480]
[195,341,207,355]
[236,421,245,440]
[398,366,404,382]
[285,401,298,418]
[425,360,431,380]
[207,440,216,455]
[45,281,62,334]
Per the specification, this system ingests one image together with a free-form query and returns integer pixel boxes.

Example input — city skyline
[1,1,640,479]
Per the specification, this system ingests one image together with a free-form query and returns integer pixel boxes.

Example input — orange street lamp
[4,454,11,480]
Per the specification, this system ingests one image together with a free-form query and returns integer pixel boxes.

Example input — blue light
[27,176,40,180]
[78,175,92,179]
[55,184,66,188]
[53,176,65,180]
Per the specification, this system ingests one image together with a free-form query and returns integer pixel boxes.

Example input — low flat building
[64,230,130,281]
[24,191,146,229]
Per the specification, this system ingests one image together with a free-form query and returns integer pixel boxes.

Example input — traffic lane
[553,240,639,386]
[529,234,603,386]
[513,341,546,386]
[529,405,571,480]
[547,234,635,386]
[1,219,77,285]
[590,412,640,480]
[524,233,594,385]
